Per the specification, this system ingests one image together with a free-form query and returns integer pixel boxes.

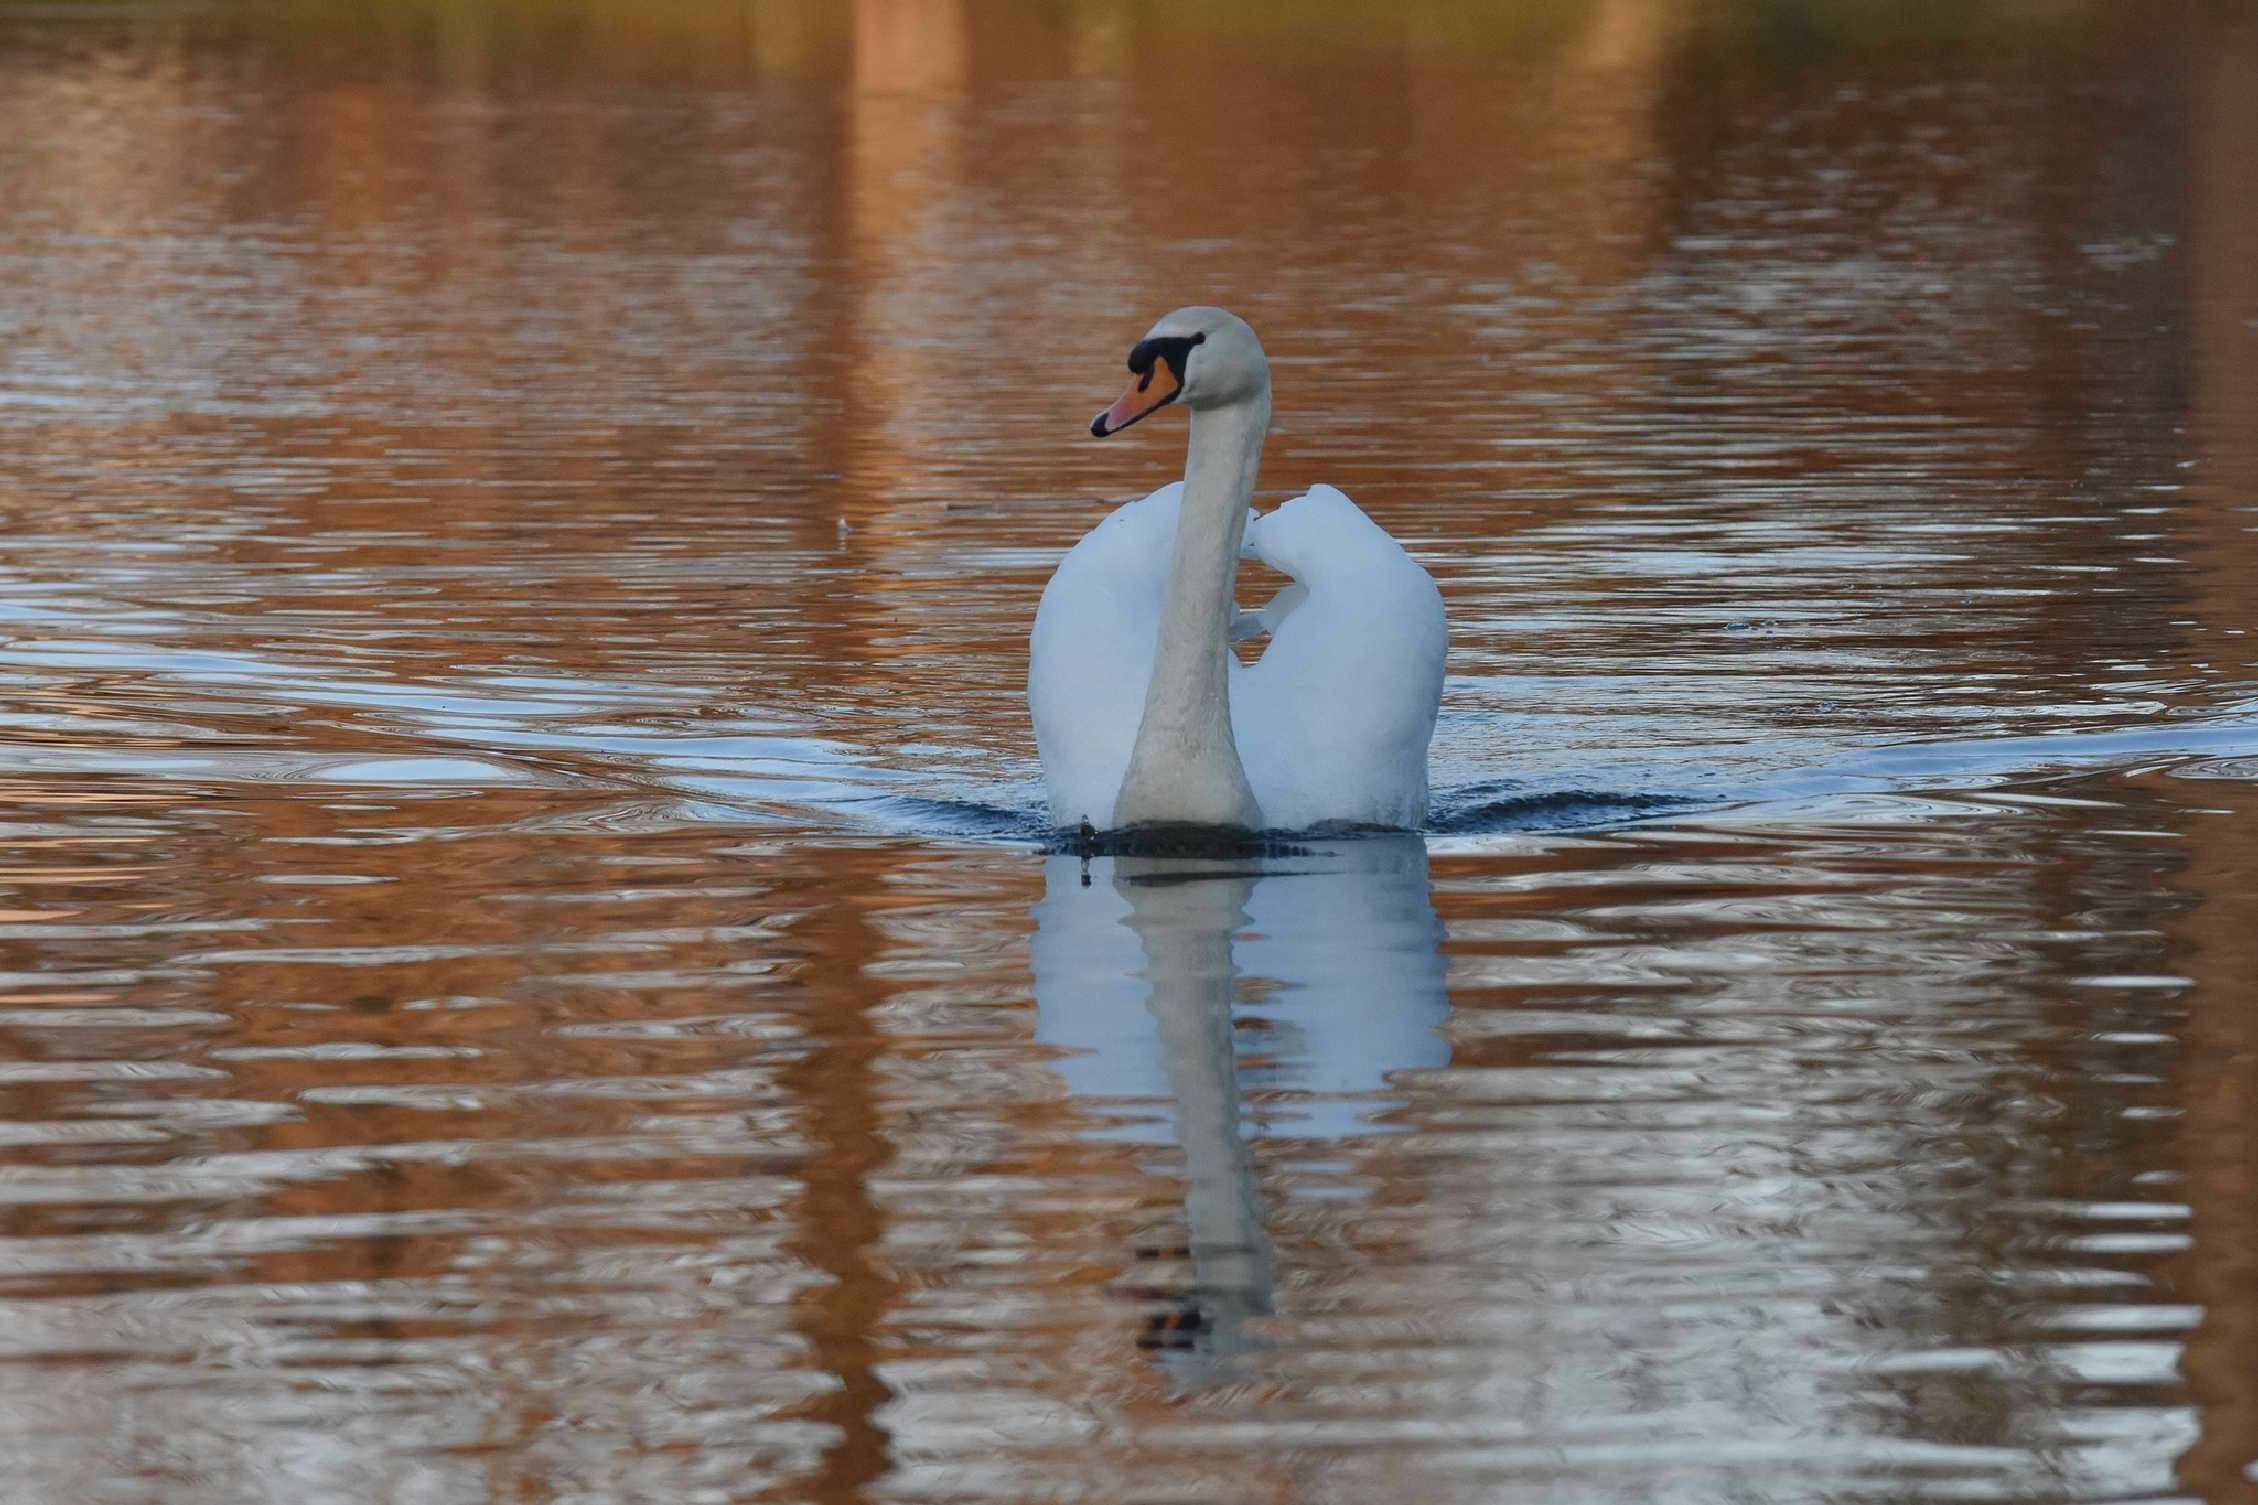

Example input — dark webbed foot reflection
[1030,835,1449,1384]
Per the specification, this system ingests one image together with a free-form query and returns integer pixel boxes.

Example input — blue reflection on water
[1031,835,1449,1144]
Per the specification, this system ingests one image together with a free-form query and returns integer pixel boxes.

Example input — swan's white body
[1029,308,1445,831]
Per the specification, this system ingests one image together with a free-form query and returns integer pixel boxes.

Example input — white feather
[1028,482,1180,829]
[1029,481,1445,830]
[1233,484,1446,829]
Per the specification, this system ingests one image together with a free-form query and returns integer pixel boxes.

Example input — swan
[1028,307,1446,832]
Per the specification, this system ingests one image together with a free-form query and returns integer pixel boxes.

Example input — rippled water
[4,2,2258,1501]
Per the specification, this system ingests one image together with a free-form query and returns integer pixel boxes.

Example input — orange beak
[1091,359,1183,438]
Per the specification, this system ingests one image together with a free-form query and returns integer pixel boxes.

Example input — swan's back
[1028,483,1183,828]
[1031,481,1444,833]
[1234,485,1446,829]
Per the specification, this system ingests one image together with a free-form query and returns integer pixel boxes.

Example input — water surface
[3,3,2258,1501]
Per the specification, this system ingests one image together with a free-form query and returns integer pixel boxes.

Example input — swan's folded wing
[1235,486,1446,829]
[1027,484,1182,828]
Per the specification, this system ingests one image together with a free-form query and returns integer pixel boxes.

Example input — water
[3,2,2257,1500]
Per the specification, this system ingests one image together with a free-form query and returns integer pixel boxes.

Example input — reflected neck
[1118,859,1275,1361]
[1114,394,1270,830]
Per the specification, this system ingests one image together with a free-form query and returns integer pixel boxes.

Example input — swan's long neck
[1114,392,1270,829]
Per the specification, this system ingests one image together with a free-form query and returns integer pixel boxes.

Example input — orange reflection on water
[0,2,2255,1502]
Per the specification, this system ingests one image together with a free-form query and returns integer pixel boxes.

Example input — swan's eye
[1126,332,1207,387]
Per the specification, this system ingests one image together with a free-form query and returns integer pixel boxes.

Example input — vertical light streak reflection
[776,889,897,1504]
[2173,7,2258,1497]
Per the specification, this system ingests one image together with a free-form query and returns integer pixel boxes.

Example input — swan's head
[1090,306,1269,438]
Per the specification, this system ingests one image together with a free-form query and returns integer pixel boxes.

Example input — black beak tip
[1089,412,1111,438]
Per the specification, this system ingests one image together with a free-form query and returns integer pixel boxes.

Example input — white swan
[1029,307,1446,832]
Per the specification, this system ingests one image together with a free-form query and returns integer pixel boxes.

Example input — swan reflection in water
[1029,834,1449,1378]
